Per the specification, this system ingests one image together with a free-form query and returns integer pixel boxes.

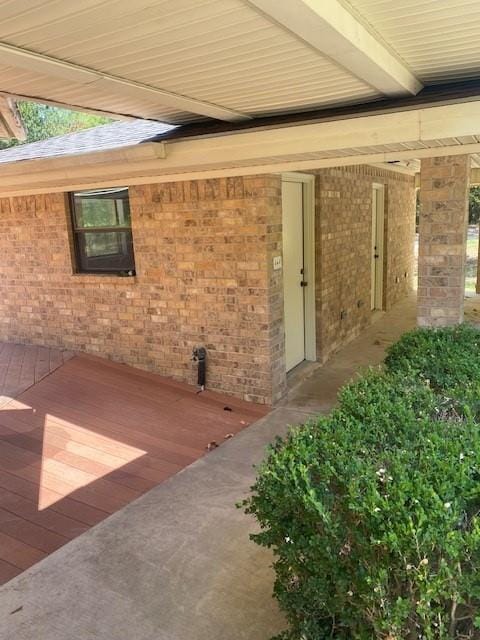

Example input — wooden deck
[0,344,73,403]
[0,346,268,585]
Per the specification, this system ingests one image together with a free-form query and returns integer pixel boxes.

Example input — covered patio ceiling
[0,0,478,125]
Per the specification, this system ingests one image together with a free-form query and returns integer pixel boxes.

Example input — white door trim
[371,183,385,311]
[281,172,316,363]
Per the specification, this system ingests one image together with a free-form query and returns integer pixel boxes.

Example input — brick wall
[0,175,286,405]
[312,165,416,362]
[384,175,417,308]
[0,164,415,405]
[417,154,470,326]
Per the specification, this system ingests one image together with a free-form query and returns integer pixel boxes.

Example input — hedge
[244,324,480,639]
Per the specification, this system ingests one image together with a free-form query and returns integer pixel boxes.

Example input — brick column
[417,155,470,326]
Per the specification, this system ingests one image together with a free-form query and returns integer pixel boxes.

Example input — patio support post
[417,154,470,326]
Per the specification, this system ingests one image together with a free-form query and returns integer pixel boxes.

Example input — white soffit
[0,0,382,123]
[0,0,477,126]
[246,0,422,96]
[347,0,480,83]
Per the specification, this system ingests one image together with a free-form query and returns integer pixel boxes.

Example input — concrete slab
[286,295,417,414]
[0,295,421,640]
[465,294,480,326]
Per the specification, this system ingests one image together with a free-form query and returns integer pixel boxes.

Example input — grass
[465,226,478,292]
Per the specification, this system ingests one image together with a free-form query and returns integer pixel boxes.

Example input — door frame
[371,183,385,311]
[281,172,316,363]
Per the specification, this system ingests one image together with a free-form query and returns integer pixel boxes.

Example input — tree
[0,101,112,149]
[469,185,480,224]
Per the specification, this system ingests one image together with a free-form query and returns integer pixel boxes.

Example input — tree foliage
[0,101,112,149]
[470,186,480,225]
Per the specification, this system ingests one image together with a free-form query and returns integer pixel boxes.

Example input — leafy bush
[385,324,480,392]
[245,325,480,639]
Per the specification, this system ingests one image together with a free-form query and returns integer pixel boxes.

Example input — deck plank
[0,558,22,583]
[0,344,269,586]
[0,488,89,539]
[0,470,108,526]
[0,530,46,569]
[0,507,69,553]
[0,343,72,399]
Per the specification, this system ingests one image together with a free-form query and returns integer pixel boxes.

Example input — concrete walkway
[0,293,465,640]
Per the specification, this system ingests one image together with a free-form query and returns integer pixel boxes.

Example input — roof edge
[152,79,480,142]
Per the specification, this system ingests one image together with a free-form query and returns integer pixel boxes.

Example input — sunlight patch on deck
[39,414,146,510]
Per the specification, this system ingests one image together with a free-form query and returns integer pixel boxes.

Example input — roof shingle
[0,119,173,164]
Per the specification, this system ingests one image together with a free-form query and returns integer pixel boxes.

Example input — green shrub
[245,326,480,639]
[385,324,480,392]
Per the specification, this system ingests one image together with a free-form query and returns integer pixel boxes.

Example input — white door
[282,180,306,371]
[371,184,385,310]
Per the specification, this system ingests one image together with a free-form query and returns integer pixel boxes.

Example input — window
[69,187,135,275]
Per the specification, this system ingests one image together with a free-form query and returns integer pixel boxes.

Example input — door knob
[300,281,308,287]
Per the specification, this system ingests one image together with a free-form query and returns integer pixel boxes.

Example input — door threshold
[286,360,321,393]
[371,309,386,325]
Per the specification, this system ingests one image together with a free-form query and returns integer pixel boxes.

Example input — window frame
[68,187,136,276]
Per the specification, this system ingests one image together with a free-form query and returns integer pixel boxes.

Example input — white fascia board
[419,102,480,140]
[165,111,423,167]
[247,0,422,96]
[2,100,480,193]
[0,108,423,178]
[2,144,480,198]
[167,101,480,168]
[2,142,480,198]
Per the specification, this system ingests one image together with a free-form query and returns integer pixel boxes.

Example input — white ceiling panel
[0,64,193,123]
[346,0,480,82]
[0,0,379,123]
[0,0,477,126]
